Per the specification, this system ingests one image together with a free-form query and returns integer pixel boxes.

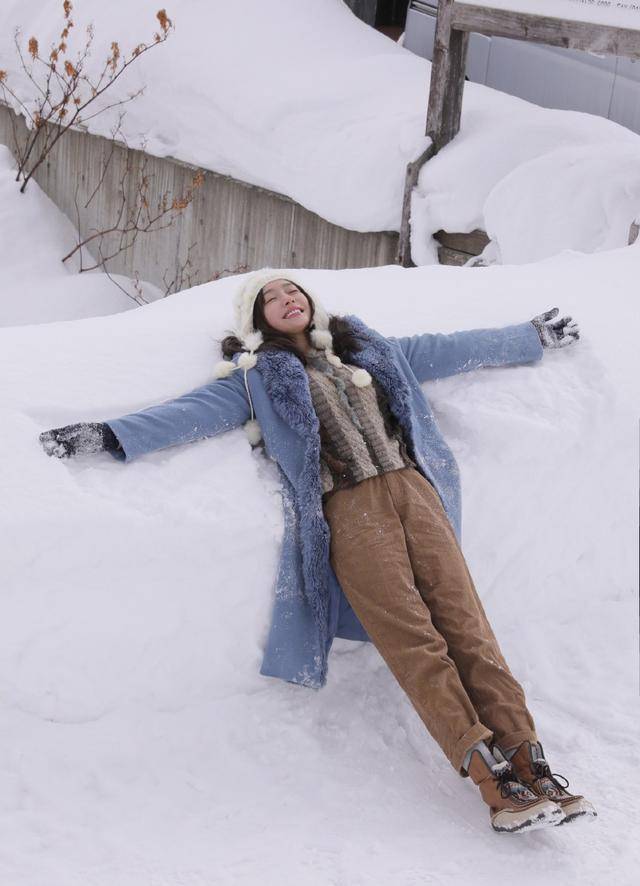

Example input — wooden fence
[0,103,398,292]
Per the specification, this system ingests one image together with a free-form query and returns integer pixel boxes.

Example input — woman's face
[261,278,311,336]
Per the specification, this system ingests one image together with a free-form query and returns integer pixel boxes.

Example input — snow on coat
[106,315,543,689]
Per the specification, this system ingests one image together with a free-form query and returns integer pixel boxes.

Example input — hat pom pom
[351,368,372,387]
[237,351,258,371]
[326,352,342,367]
[244,419,262,446]
[310,328,333,349]
[212,360,236,379]
[244,331,263,352]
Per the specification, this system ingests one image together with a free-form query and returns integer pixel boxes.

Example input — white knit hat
[212,269,372,445]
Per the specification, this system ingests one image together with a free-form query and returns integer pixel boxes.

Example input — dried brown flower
[109,40,120,71]
[156,9,172,33]
[64,60,77,77]
[0,70,7,82]
[58,41,67,53]
[63,1,73,19]
[132,43,146,57]
[50,48,59,62]
[28,37,39,59]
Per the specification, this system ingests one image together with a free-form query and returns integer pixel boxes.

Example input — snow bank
[1,255,638,883]
[0,145,146,325]
[410,89,640,264]
[2,0,639,266]
[480,143,640,264]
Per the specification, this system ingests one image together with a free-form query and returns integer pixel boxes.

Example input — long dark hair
[220,283,364,365]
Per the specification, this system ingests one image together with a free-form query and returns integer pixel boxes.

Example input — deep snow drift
[0,144,148,326]
[1,252,638,885]
[1,0,639,264]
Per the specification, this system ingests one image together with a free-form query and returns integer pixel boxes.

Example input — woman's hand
[39,422,121,458]
[531,308,580,348]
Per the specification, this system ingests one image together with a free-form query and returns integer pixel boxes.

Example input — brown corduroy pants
[323,467,538,774]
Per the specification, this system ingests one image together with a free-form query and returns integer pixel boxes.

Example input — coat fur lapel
[254,316,414,685]
[343,315,413,437]
[256,347,329,676]
[255,348,318,438]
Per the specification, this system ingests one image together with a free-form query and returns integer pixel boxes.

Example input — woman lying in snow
[40,270,595,835]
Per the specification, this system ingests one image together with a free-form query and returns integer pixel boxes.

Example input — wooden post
[435,27,469,151]
[397,0,469,267]
[396,142,437,266]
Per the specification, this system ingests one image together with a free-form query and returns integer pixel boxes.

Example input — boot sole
[491,804,565,834]
[543,794,597,827]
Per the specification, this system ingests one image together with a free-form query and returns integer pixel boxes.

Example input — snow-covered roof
[2,0,639,264]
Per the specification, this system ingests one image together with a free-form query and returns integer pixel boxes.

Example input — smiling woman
[38,267,592,836]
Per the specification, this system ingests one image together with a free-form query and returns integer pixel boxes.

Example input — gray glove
[531,308,579,348]
[39,422,121,459]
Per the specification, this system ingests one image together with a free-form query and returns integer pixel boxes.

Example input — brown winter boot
[504,741,597,826]
[466,744,564,833]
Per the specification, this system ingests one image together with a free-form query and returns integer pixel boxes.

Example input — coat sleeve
[389,321,544,384]
[104,369,251,462]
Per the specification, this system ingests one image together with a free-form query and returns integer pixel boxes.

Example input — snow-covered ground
[1,2,639,881]
[1,249,639,884]
[2,0,639,264]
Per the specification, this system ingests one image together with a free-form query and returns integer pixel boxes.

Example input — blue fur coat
[107,315,543,689]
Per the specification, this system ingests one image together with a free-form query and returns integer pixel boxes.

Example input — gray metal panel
[610,57,640,133]
[404,2,638,130]
[403,6,437,57]
[466,33,491,84]
[485,35,616,115]
[404,5,490,83]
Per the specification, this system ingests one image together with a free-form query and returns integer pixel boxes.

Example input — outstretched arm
[390,308,578,384]
[40,369,251,462]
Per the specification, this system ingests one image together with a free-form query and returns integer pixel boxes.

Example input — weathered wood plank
[440,27,469,149]
[398,1,469,267]
[425,0,455,149]
[437,244,477,266]
[0,102,398,288]
[435,228,490,253]
[452,4,640,59]
[396,142,437,267]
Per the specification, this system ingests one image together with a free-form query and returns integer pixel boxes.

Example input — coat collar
[255,315,412,439]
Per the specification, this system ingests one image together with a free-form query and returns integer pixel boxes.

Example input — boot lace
[492,760,531,800]
[532,757,570,792]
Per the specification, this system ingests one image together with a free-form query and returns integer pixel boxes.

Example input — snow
[480,143,640,264]
[1,2,640,880]
[1,251,639,883]
[410,91,640,265]
[0,145,150,326]
[2,0,639,266]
